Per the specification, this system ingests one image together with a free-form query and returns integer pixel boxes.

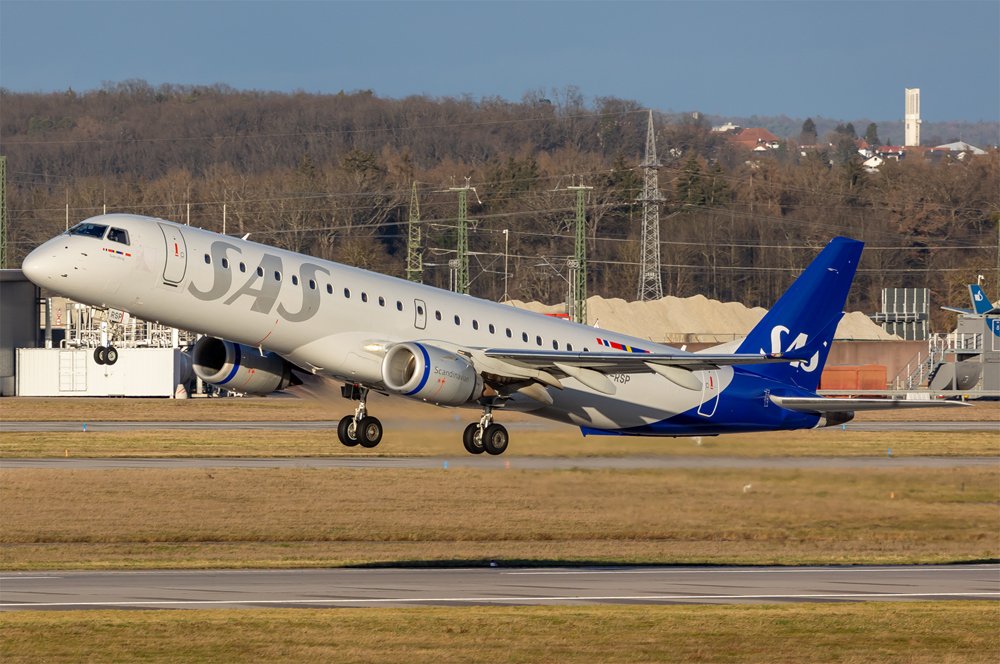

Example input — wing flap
[483,349,795,374]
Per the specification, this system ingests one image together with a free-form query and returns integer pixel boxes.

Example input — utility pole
[637,110,665,301]
[567,183,592,324]
[447,178,478,294]
[406,182,423,283]
[0,156,7,269]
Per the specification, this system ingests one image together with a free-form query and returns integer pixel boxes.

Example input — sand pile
[508,295,898,343]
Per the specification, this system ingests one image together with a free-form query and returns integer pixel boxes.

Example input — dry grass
[2,603,998,663]
[2,466,996,570]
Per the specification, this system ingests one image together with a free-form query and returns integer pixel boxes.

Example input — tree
[799,118,817,145]
[864,123,880,147]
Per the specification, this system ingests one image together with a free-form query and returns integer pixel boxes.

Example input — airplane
[21,213,966,455]
[941,284,1000,316]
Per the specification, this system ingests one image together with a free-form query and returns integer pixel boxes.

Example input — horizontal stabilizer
[484,349,796,375]
[770,395,970,413]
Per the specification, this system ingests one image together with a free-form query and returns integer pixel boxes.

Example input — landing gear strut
[463,402,508,456]
[337,384,383,448]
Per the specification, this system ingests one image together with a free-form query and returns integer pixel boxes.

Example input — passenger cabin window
[396,301,403,311]
[552,340,559,350]
[361,292,368,303]
[506,328,512,338]
[454,315,461,326]
[536,336,543,346]
[204,254,211,264]
[107,228,129,245]
[326,284,333,294]
[521,332,528,342]
[472,320,479,330]
[239,262,246,273]
[379,297,385,307]
[221,258,229,269]
[567,343,573,351]
[435,311,442,321]
[488,324,495,334]
[257,267,264,277]
[344,288,351,298]
[274,271,281,281]
[292,275,299,286]
[68,222,108,239]
[309,279,316,290]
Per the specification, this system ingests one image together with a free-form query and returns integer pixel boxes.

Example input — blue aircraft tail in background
[736,237,864,392]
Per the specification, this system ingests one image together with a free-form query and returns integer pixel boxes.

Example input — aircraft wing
[475,348,801,395]
[484,349,795,373]
[770,395,970,413]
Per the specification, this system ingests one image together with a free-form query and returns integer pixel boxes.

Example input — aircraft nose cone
[21,245,53,285]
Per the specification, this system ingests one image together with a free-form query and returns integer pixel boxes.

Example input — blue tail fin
[736,237,864,391]
[970,284,992,315]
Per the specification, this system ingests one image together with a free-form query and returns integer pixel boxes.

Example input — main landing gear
[337,384,383,448]
[462,402,509,456]
[336,384,511,455]
[93,345,119,365]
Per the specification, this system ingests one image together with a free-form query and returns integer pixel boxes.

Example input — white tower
[904,88,921,147]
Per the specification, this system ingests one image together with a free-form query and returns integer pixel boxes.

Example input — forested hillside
[2,82,997,330]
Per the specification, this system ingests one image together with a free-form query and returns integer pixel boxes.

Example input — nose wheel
[337,385,383,448]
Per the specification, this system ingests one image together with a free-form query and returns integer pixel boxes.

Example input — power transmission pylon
[448,178,478,295]
[567,183,592,324]
[406,182,423,283]
[0,156,7,270]
[637,110,664,301]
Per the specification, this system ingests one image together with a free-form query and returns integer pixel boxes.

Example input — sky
[1,0,998,122]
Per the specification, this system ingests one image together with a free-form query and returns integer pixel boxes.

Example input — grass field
[2,603,998,663]
[2,466,996,570]
[2,394,998,458]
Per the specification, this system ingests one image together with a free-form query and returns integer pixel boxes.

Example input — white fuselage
[23,214,731,431]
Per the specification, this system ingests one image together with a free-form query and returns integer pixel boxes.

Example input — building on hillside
[726,127,780,152]
[935,141,987,158]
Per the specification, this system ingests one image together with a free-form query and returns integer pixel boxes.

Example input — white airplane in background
[21,213,965,455]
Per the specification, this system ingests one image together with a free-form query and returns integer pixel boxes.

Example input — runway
[2,565,997,611]
[2,455,995,470]
[2,420,996,433]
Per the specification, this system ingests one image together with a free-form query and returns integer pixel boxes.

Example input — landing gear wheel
[482,423,509,456]
[337,415,359,447]
[463,422,485,455]
[358,416,383,448]
[104,346,119,365]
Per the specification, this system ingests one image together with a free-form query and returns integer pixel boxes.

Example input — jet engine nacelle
[381,342,484,406]
[191,336,296,395]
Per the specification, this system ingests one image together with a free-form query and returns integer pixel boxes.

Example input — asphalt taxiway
[2,420,996,432]
[2,565,997,611]
[2,455,995,470]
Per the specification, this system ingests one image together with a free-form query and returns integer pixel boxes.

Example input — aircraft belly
[543,369,733,431]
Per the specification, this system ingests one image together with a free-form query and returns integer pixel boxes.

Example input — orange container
[820,365,887,391]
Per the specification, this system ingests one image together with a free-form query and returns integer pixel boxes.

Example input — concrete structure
[905,87,921,147]
[0,270,39,396]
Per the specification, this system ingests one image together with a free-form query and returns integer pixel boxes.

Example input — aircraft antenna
[566,181,593,324]
[0,155,7,269]
[406,182,423,283]
[637,110,665,301]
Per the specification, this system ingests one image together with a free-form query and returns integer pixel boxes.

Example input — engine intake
[381,342,483,406]
[191,337,296,395]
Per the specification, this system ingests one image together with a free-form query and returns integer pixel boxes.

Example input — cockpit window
[68,222,108,239]
[107,227,129,245]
